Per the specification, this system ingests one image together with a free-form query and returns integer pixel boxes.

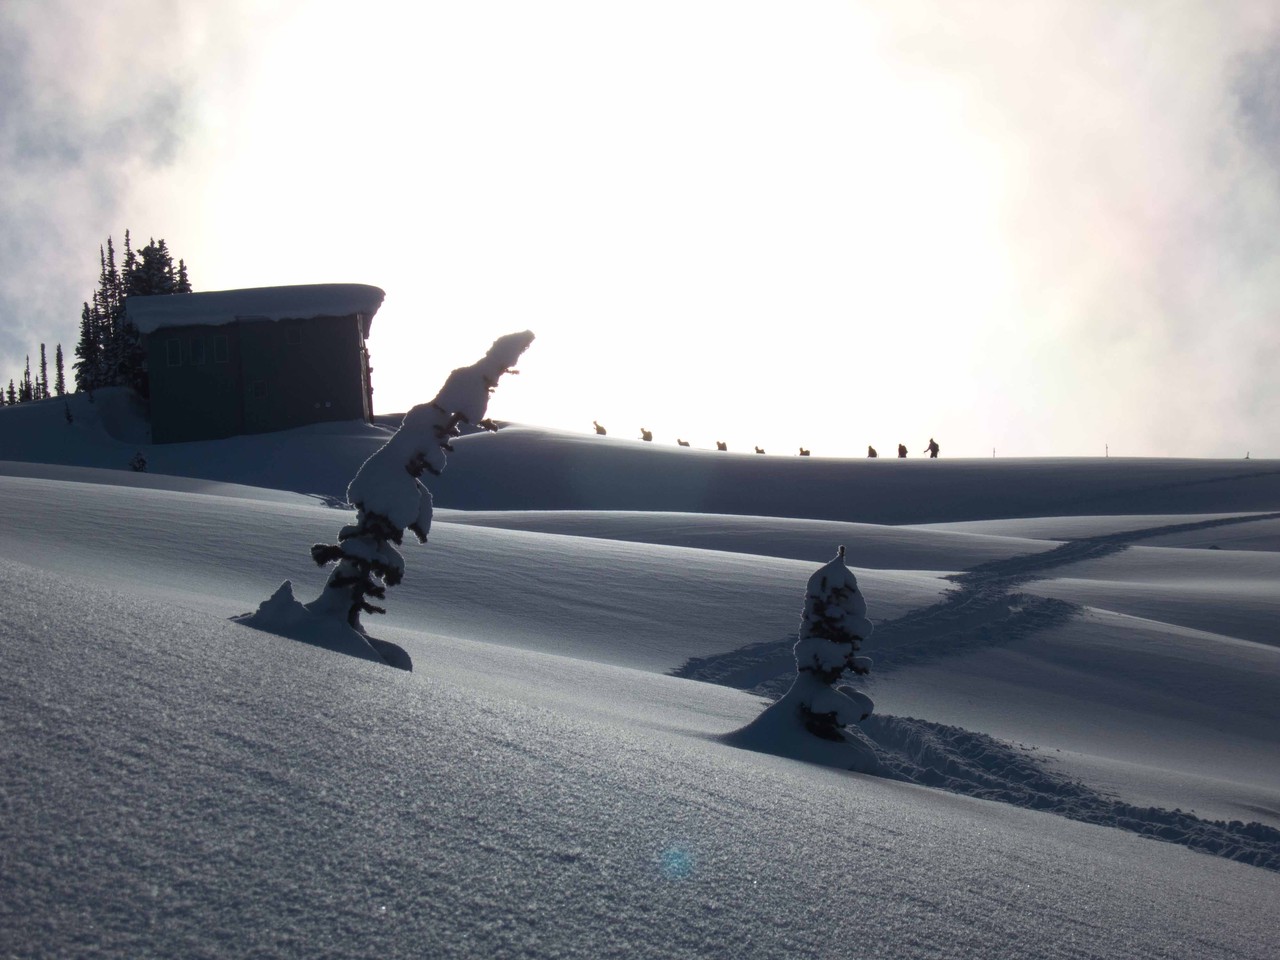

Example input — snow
[2,399,1279,957]
[125,282,385,335]
[235,579,389,664]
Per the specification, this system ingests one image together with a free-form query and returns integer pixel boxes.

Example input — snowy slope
[2,404,1279,956]
[5,396,1280,520]
[422,426,1280,522]
[3,559,1277,960]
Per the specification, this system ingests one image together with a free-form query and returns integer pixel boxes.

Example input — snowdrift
[2,404,1278,957]
[4,396,1280,520]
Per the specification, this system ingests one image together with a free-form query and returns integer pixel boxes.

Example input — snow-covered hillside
[2,400,1278,957]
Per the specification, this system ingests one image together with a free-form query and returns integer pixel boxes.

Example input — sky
[2,0,1279,459]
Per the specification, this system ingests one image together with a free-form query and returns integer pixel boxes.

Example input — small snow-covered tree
[724,545,879,771]
[309,330,535,628]
[790,545,875,741]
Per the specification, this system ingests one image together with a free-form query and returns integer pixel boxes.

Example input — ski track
[674,512,1280,872]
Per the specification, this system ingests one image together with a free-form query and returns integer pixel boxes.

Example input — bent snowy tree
[309,330,535,628]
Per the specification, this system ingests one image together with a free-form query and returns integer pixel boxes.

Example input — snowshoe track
[676,512,1280,872]
[864,714,1280,872]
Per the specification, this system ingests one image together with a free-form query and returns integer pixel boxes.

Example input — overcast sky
[3,0,1278,458]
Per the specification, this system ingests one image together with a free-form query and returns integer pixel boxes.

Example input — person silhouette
[923,438,939,458]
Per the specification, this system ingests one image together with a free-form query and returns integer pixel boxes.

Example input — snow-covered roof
[125,283,385,337]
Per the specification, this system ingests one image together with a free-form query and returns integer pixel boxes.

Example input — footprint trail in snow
[676,512,1280,872]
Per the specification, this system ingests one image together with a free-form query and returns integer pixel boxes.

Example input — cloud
[868,1,1280,454]
[3,1,1277,457]
[0,1,240,385]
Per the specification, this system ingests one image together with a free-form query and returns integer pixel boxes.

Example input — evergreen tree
[309,331,535,629]
[96,239,126,389]
[54,344,66,396]
[38,344,48,400]
[73,302,102,392]
[121,230,137,290]
[5,380,15,405]
[725,546,880,774]
[126,237,182,297]
[19,356,33,403]
[789,546,876,741]
[72,232,192,395]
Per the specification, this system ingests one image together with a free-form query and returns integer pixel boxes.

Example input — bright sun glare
[90,0,1279,460]
[287,1,1018,458]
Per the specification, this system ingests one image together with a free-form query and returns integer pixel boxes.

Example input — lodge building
[126,283,384,444]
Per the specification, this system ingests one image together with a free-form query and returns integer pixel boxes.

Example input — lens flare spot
[660,847,694,880]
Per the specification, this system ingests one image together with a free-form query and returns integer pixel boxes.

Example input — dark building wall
[147,325,244,443]
[148,314,370,444]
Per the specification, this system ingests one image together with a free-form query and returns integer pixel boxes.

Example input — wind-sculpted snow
[3,559,1278,959]
[2,415,1280,954]
[834,512,1280,672]
[424,426,1280,521]
[6,398,1280,520]
[233,580,413,670]
[441,509,1061,570]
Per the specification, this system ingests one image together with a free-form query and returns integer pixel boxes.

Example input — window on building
[166,339,181,367]
[190,337,206,365]
[213,335,229,363]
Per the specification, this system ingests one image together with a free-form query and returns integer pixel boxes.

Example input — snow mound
[722,682,880,774]
[232,580,412,670]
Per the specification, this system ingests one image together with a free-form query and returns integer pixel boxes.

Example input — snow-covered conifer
[309,331,535,628]
[725,545,879,772]
[790,545,875,740]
